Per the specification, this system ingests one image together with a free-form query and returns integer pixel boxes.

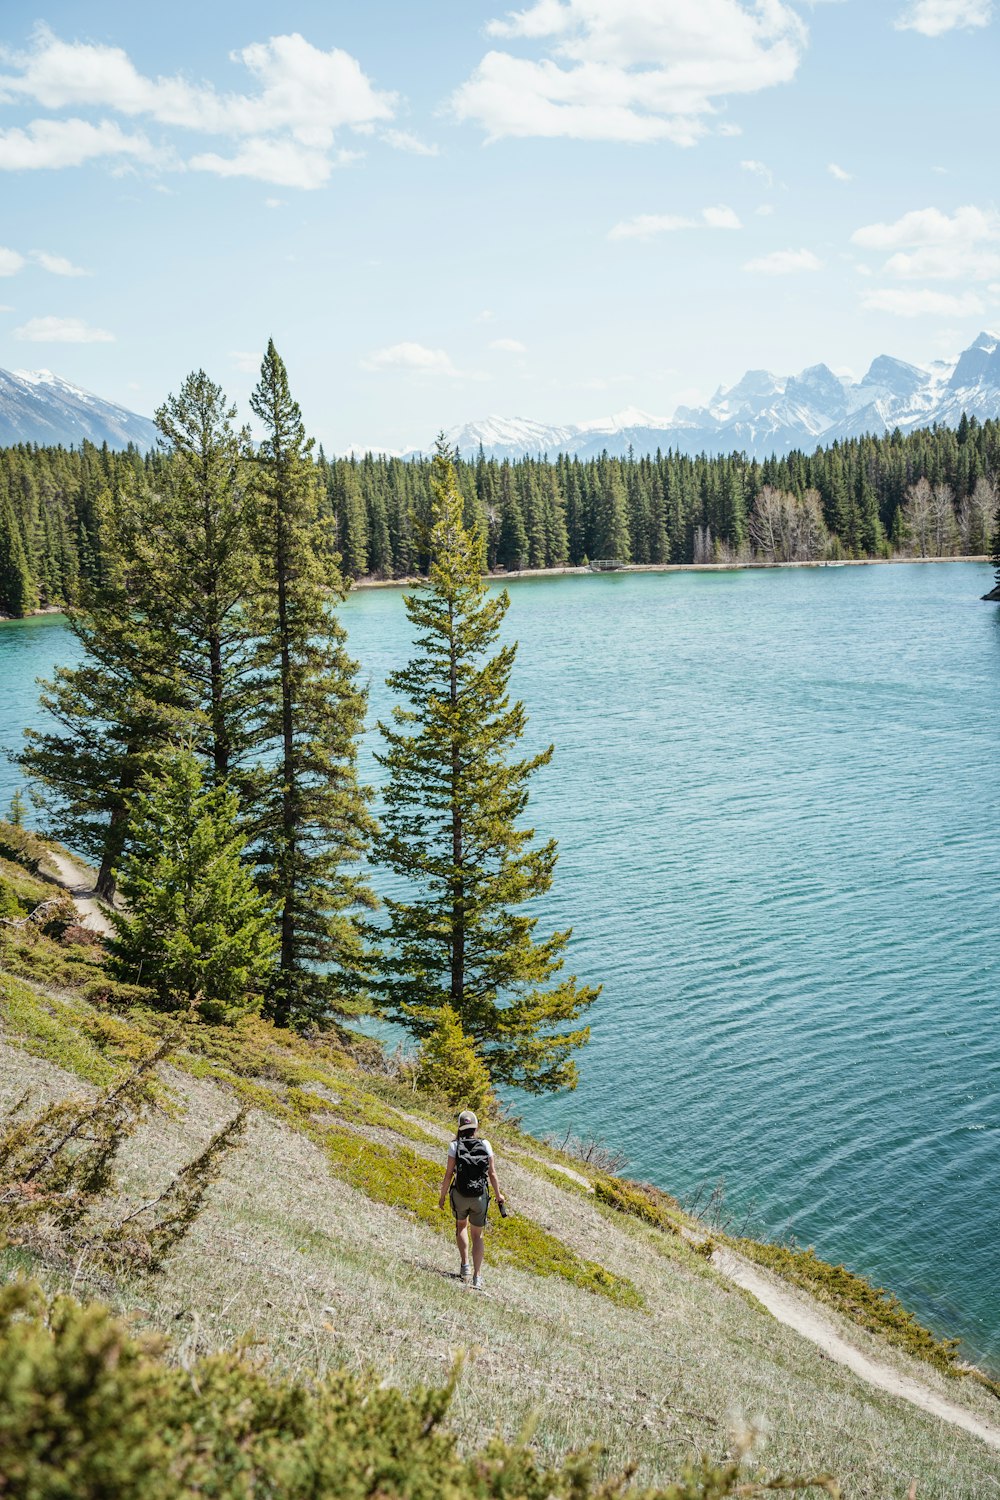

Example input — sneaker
[472,1272,483,1290]
[459,1262,472,1284]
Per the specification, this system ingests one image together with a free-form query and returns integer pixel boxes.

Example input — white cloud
[861,287,985,316]
[0,28,394,138]
[895,0,991,35]
[0,27,395,188]
[743,247,823,273]
[0,304,13,313]
[382,129,439,156]
[740,158,774,186]
[190,138,333,189]
[755,203,775,216]
[451,1,807,145]
[264,196,285,208]
[0,247,26,276]
[609,204,741,240]
[230,350,263,373]
[851,205,1000,281]
[33,250,89,276]
[828,162,852,181]
[475,309,495,322]
[702,204,742,230]
[360,341,462,376]
[0,117,158,171]
[851,204,997,250]
[489,337,527,352]
[13,315,115,342]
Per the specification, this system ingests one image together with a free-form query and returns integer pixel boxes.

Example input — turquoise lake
[1,562,998,1368]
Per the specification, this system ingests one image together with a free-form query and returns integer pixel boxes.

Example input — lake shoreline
[353,553,993,591]
[1,555,992,621]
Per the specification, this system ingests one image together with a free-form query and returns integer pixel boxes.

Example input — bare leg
[470,1224,485,1276]
[455,1218,470,1270]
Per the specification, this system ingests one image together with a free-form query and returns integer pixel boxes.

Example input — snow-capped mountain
[0,367,159,450]
[426,332,1000,462]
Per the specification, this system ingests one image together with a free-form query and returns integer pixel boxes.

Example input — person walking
[438,1109,505,1289]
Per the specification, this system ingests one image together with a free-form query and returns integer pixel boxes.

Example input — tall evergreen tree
[19,509,190,899]
[0,492,38,618]
[114,371,260,782]
[20,373,259,898]
[250,341,376,1027]
[375,441,599,1093]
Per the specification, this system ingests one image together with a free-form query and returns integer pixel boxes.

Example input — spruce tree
[375,441,599,1093]
[106,372,260,782]
[19,373,259,897]
[250,340,376,1027]
[110,747,276,1023]
[0,493,38,618]
[20,545,189,898]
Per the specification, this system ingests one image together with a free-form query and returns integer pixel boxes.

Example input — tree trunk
[449,602,464,1007]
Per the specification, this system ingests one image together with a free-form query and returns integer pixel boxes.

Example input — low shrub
[594,1176,684,1234]
[0,1283,842,1499]
[414,1003,494,1115]
[0,819,50,874]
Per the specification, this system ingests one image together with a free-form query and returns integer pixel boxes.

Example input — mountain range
[0,367,159,451]
[432,330,1000,462]
[3,331,1000,461]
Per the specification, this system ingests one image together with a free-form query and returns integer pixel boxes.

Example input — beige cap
[457,1109,479,1129]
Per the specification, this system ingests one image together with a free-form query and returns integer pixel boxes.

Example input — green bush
[0,818,50,874]
[595,1176,683,1235]
[0,1283,839,1499]
[415,1003,494,1113]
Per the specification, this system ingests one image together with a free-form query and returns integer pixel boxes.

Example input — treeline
[2,413,1000,616]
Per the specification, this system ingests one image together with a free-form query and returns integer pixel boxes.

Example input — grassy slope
[1,880,999,1496]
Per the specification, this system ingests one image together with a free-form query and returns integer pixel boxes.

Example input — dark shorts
[450,1185,490,1227]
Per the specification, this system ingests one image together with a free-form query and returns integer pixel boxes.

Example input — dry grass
[1,979,999,1497]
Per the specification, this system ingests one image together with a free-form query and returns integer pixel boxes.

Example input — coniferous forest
[1,413,999,618]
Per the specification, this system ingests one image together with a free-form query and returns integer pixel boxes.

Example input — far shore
[353,553,993,592]
[1,555,993,621]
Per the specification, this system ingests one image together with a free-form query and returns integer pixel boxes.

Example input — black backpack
[454,1136,490,1196]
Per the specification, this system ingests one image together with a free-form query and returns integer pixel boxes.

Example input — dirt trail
[711,1246,1000,1452]
[44,848,113,936]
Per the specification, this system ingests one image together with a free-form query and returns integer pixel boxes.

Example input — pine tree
[20,546,189,899]
[596,465,631,561]
[19,374,259,898]
[250,341,376,1027]
[0,493,38,618]
[110,747,277,1023]
[112,371,260,782]
[375,441,599,1093]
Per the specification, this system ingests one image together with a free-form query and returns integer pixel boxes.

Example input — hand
[438,1198,446,1210]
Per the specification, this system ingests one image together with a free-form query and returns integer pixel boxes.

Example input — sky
[0,0,997,452]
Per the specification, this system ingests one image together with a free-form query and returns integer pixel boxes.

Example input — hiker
[438,1109,505,1289]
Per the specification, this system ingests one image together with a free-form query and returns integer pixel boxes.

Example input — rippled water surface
[1,563,998,1366]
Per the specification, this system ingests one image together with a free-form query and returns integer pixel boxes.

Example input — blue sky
[0,0,997,450]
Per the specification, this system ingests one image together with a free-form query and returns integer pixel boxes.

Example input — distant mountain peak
[0,367,158,450]
[426,332,1000,463]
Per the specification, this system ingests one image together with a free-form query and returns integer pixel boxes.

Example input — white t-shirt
[448,1137,494,1162]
